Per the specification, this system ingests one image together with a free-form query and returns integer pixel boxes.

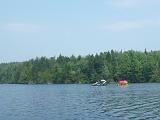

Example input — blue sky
[0,0,160,62]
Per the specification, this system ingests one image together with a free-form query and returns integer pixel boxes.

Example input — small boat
[117,80,128,86]
[92,79,108,86]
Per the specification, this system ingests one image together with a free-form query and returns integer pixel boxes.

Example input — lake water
[0,84,160,120]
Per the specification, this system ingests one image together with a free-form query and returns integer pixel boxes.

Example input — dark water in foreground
[0,84,160,120]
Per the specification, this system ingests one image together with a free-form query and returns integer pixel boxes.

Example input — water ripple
[0,84,160,120]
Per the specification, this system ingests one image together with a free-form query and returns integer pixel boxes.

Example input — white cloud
[5,23,41,32]
[106,0,160,8]
[103,19,160,31]
[111,0,136,7]
[105,21,141,30]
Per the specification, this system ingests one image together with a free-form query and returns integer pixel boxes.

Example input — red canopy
[118,80,128,86]
[118,80,126,83]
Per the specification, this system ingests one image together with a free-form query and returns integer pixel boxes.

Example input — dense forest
[0,50,160,84]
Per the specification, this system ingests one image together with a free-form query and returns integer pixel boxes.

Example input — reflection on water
[0,84,160,120]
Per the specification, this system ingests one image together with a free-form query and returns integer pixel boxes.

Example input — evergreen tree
[0,50,160,84]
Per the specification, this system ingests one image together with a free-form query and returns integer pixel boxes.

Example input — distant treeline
[0,50,160,84]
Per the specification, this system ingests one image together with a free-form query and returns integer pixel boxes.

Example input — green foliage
[0,50,160,84]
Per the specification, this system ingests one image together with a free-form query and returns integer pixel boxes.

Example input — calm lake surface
[0,83,160,120]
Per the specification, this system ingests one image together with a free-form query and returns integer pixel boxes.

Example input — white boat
[92,79,108,86]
